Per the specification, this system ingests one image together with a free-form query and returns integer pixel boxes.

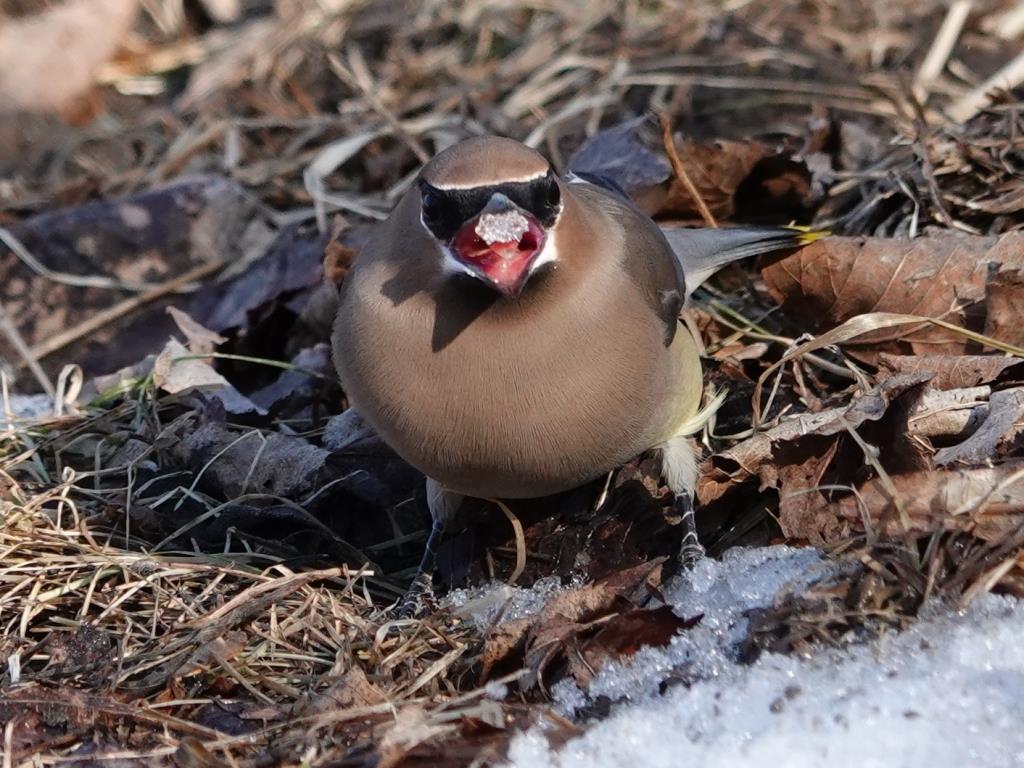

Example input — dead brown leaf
[878,353,1024,390]
[572,607,699,687]
[834,462,1024,542]
[660,138,774,221]
[567,119,812,222]
[760,231,1024,356]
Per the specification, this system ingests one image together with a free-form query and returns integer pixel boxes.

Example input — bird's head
[416,137,563,299]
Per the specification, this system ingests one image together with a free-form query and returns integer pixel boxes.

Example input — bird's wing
[661,225,825,298]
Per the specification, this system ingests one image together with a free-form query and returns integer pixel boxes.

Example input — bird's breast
[334,267,698,499]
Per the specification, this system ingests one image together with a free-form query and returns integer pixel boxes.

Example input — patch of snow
[504,546,1024,768]
[476,209,529,246]
[581,545,838,705]
[1,393,55,427]
[444,575,568,628]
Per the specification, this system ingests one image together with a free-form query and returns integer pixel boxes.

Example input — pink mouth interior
[449,215,545,293]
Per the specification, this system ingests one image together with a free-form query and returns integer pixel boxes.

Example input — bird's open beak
[449,193,546,298]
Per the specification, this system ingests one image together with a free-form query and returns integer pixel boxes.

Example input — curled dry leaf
[166,307,226,356]
[760,231,1024,357]
[933,388,1024,467]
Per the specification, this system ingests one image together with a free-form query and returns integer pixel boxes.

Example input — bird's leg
[674,488,705,569]
[396,477,463,618]
[660,435,705,569]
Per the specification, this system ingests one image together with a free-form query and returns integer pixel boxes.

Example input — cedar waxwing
[332,136,817,607]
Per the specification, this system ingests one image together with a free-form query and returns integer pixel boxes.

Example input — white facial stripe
[430,169,550,190]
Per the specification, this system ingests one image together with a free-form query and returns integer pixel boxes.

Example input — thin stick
[947,49,1024,123]
[658,112,718,228]
[913,0,972,101]
[327,50,430,164]
[28,261,224,363]
[0,301,54,396]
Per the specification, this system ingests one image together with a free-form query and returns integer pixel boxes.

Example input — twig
[947,49,1024,123]
[27,261,225,363]
[658,112,717,228]
[328,49,430,164]
[980,2,1024,39]
[913,0,972,102]
[0,226,163,293]
[0,301,54,397]
[489,498,526,584]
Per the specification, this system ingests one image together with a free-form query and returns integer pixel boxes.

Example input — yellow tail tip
[784,224,830,244]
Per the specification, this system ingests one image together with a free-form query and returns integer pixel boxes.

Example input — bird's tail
[661,224,826,299]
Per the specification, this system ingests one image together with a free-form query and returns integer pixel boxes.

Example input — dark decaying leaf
[567,117,814,223]
[480,560,699,692]
[933,388,1024,466]
[572,607,701,687]
[699,373,930,506]
[0,176,258,384]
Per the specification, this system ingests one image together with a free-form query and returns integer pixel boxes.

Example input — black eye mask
[419,173,562,241]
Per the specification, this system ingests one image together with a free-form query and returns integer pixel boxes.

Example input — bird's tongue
[450,210,544,293]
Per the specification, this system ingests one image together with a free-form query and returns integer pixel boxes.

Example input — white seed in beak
[475,209,529,247]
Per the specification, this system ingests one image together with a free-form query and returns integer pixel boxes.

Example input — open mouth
[449,208,546,297]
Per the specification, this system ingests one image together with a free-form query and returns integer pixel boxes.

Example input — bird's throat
[449,214,546,297]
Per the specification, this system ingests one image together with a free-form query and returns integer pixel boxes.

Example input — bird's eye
[546,175,561,207]
[421,188,443,220]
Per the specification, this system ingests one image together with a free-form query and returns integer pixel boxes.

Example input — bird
[331,135,819,610]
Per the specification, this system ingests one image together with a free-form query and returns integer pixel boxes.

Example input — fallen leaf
[760,231,1024,357]
[0,176,256,385]
[699,373,930,507]
[934,388,1024,466]
[574,607,700,687]
[168,419,331,500]
[567,118,812,221]
[834,462,1024,541]
[483,560,672,691]
[167,307,226,355]
[153,338,229,394]
[878,353,1024,390]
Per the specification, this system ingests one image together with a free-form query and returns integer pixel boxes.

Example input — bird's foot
[395,571,437,619]
[674,490,705,570]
